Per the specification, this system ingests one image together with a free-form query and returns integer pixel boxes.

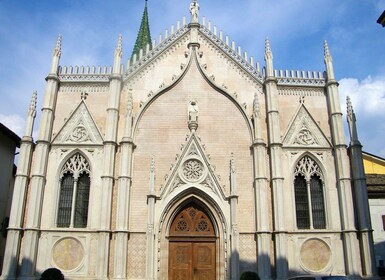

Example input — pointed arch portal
[168,203,216,280]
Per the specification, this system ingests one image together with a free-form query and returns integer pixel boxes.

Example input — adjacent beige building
[0,1,377,279]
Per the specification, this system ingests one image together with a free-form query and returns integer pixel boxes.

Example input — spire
[113,34,123,74]
[323,40,335,80]
[346,96,359,144]
[24,91,37,138]
[264,37,274,77]
[131,0,152,61]
[50,35,62,74]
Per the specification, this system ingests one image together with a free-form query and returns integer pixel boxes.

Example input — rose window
[183,159,204,181]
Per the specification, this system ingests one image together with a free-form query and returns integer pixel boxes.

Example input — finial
[265,37,272,55]
[346,96,355,122]
[150,155,155,173]
[253,92,260,116]
[230,153,236,173]
[115,34,123,57]
[324,40,331,58]
[299,95,305,104]
[54,34,62,57]
[28,91,37,117]
[127,88,133,115]
[81,91,88,101]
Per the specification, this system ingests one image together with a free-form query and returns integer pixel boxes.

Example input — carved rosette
[294,128,316,146]
[179,157,206,184]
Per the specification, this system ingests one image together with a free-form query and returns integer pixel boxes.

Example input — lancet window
[294,156,326,229]
[57,153,90,228]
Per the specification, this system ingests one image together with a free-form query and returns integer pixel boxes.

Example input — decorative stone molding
[59,84,110,94]
[283,105,331,148]
[124,27,189,82]
[199,26,264,83]
[52,102,104,146]
[160,133,226,199]
[278,86,325,97]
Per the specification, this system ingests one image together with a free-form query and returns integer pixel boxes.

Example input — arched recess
[131,48,255,143]
[157,191,228,280]
[291,152,329,230]
[55,150,92,228]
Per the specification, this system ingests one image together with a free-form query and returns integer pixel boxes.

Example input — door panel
[169,242,192,280]
[169,242,215,280]
[193,242,215,280]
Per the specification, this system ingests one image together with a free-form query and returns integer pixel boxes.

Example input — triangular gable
[52,101,103,145]
[160,133,226,200]
[283,105,331,148]
[125,22,263,85]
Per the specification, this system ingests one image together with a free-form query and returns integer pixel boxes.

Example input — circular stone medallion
[53,237,84,271]
[182,159,204,182]
[300,238,331,272]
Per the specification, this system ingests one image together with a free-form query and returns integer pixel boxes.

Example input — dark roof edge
[377,10,385,27]
[362,150,385,162]
[0,123,21,147]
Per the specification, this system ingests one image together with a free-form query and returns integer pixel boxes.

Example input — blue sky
[0,0,384,156]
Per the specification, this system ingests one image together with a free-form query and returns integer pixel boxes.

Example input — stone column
[324,41,361,276]
[146,157,156,280]
[97,35,123,278]
[346,97,377,277]
[113,89,134,279]
[252,93,271,280]
[264,38,288,280]
[0,92,37,279]
[229,154,239,280]
[19,37,61,279]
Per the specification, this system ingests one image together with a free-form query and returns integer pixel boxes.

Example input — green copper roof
[131,0,152,61]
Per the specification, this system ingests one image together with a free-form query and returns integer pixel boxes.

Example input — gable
[160,133,226,200]
[283,105,331,148]
[52,101,104,145]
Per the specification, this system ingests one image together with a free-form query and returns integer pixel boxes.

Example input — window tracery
[57,153,90,228]
[294,155,326,229]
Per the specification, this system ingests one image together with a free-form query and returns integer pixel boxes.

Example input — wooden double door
[169,205,216,280]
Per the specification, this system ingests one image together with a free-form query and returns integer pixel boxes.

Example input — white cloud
[0,114,25,137]
[339,76,385,157]
[339,76,385,116]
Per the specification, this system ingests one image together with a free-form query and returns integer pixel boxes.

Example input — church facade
[0,1,377,279]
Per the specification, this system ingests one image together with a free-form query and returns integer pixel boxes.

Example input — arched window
[57,153,90,228]
[294,156,326,229]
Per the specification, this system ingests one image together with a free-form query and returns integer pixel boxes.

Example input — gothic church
[0,1,377,279]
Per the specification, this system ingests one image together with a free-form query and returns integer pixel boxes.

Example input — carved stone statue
[188,100,199,132]
[189,0,199,23]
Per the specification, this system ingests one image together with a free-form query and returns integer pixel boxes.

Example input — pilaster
[113,89,134,279]
[146,157,156,280]
[229,154,239,280]
[1,93,37,279]
[97,35,123,278]
[324,41,361,276]
[264,38,288,280]
[19,36,61,278]
[347,97,377,277]
[252,93,271,280]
